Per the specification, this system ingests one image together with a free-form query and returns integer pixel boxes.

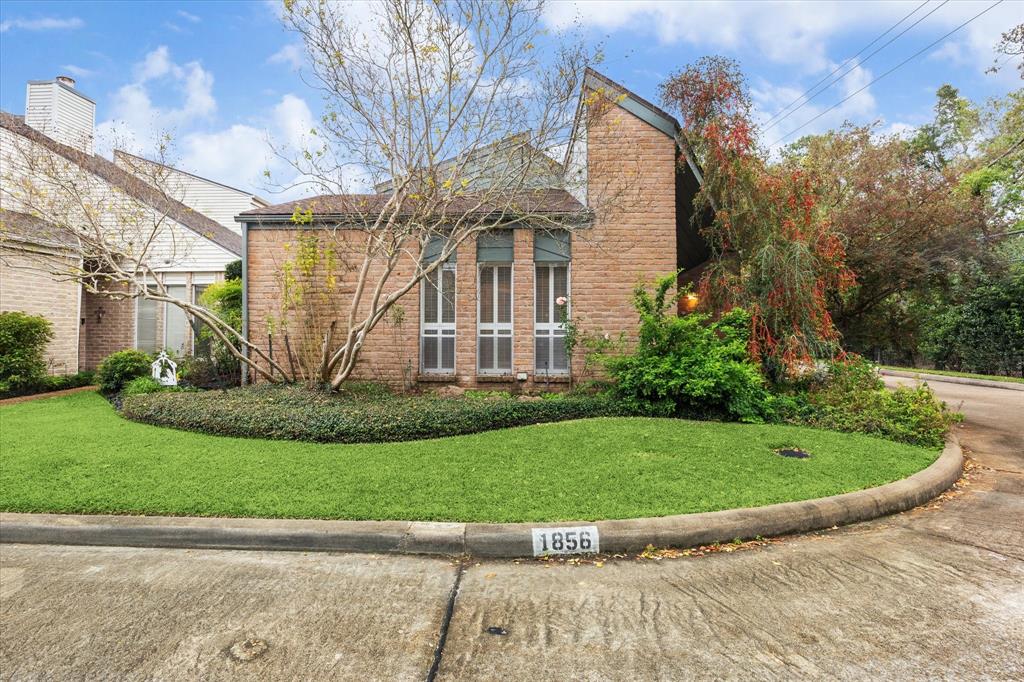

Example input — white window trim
[534,262,571,375]
[476,262,514,374]
[420,261,457,374]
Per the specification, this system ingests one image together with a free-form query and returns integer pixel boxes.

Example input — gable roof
[238,188,585,223]
[113,149,270,206]
[0,111,242,256]
[582,68,682,139]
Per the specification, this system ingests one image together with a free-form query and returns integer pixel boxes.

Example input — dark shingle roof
[0,208,72,250]
[239,188,585,222]
[0,112,241,256]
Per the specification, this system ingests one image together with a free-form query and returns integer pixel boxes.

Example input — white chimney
[25,76,96,154]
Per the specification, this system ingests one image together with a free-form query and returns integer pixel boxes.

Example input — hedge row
[122,384,639,444]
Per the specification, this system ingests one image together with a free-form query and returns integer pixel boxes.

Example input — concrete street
[2,378,1022,680]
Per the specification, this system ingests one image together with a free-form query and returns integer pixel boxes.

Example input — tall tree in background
[659,57,854,379]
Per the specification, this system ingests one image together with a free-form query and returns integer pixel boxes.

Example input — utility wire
[770,0,1004,147]
[762,0,932,130]
[764,0,951,134]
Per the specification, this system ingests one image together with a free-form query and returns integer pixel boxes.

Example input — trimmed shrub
[97,350,151,394]
[122,384,639,443]
[606,276,772,422]
[0,311,53,390]
[225,259,242,281]
[121,376,164,397]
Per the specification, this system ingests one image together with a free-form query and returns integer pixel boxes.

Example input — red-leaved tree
[660,57,856,379]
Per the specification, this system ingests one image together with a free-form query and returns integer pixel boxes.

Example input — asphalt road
[1,378,1021,680]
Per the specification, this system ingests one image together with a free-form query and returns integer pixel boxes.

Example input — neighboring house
[0,75,261,372]
[238,69,710,390]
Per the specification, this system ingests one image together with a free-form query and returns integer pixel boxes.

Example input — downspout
[241,221,249,385]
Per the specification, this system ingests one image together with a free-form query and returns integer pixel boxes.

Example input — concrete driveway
[1,378,1021,680]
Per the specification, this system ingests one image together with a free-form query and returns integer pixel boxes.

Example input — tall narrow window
[193,282,211,358]
[165,284,189,355]
[136,290,158,354]
[535,231,570,375]
[421,237,456,373]
[477,230,513,374]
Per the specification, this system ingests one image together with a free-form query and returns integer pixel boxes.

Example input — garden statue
[151,351,178,386]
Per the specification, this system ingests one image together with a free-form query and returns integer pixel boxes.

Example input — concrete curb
[880,369,1024,392]
[0,439,963,558]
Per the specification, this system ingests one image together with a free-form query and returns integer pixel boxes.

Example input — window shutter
[477,230,514,261]
[534,230,570,262]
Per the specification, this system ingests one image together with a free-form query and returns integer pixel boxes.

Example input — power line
[770,0,1004,148]
[763,0,950,134]
[761,0,932,130]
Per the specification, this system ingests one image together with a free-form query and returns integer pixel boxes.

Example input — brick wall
[244,94,678,392]
[0,245,82,375]
[80,282,135,370]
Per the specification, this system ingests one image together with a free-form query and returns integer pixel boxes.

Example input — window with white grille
[535,264,569,374]
[421,255,456,374]
[534,230,571,375]
[478,264,513,373]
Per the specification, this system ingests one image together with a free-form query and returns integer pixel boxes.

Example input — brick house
[238,70,709,391]
[0,76,265,373]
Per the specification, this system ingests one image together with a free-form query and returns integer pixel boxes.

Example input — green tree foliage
[606,274,772,422]
[0,311,53,390]
[921,270,1024,377]
[224,259,242,281]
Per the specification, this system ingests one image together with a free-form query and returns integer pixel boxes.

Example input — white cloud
[60,64,96,78]
[545,0,1022,81]
[97,46,217,156]
[0,16,83,32]
[177,10,201,23]
[267,44,304,69]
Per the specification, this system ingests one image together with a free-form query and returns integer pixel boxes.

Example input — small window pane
[422,336,438,370]
[535,266,550,324]
[423,272,439,324]
[496,337,512,370]
[137,295,158,353]
[552,335,568,371]
[441,337,455,370]
[479,267,494,324]
[165,285,189,355]
[441,269,455,324]
[535,336,550,373]
[497,266,512,324]
[479,335,494,369]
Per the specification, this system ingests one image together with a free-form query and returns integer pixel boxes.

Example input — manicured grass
[881,365,1024,384]
[0,391,940,523]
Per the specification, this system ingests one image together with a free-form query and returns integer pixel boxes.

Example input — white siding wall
[1,125,236,276]
[114,153,260,232]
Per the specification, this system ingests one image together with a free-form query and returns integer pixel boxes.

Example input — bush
[225,259,242,281]
[121,376,164,397]
[0,311,54,389]
[780,356,959,447]
[97,350,152,394]
[606,276,772,422]
[122,384,640,443]
[0,369,95,399]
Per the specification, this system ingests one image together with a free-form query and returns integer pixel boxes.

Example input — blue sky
[1,0,1020,201]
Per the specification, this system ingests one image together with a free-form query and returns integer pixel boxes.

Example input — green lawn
[881,365,1024,384]
[0,391,940,523]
